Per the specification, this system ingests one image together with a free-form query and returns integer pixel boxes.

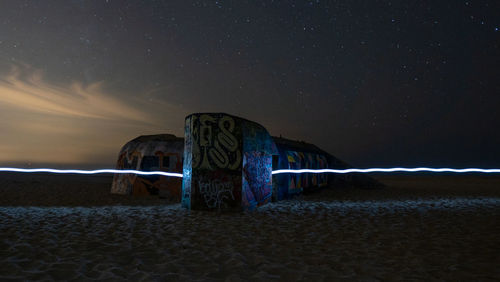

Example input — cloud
[0,65,152,123]
[0,64,188,167]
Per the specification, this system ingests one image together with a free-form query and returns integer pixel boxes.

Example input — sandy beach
[0,173,499,281]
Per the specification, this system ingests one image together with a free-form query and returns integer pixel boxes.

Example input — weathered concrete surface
[272,136,384,202]
[110,134,183,200]
[182,113,277,211]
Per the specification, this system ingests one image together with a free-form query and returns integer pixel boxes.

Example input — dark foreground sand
[0,173,499,281]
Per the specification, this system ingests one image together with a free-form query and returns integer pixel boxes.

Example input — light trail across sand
[271,167,500,174]
[1,167,500,177]
[0,168,184,177]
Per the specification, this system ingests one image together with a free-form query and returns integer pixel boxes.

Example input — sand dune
[0,173,499,280]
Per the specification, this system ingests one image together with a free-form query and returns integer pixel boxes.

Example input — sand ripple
[1,198,499,281]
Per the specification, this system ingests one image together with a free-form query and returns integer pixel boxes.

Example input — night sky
[0,0,499,169]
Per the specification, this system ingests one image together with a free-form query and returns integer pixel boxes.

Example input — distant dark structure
[110,134,184,200]
[272,137,382,201]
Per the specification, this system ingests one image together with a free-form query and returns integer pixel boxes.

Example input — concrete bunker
[181,113,277,211]
[272,136,382,201]
[110,134,184,200]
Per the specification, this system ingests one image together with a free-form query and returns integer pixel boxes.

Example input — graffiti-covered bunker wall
[110,134,184,200]
[272,137,329,201]
[272,136,383,201]
[182,113,277,211]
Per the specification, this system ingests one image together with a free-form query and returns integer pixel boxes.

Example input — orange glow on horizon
[0,64,187,165]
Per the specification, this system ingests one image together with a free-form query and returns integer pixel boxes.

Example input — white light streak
[0,167,499,177]
[271,167,500,174]
[0,168,183,177]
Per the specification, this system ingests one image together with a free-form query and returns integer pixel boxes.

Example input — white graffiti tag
[195,114,241,170]
[198,179,235,209]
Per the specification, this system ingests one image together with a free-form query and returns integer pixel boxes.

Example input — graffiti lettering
[286,151,328,190]
[198,115,216,169]
[198,179,235,209]
[208,139,229,168]
[112,137,184,198]
[193,114,241,170]
[218,116,238,151]
[218,116,241,169]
